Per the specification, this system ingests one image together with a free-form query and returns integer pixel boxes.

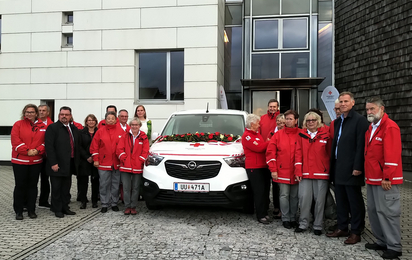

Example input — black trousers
[77,174,99,203]
[272,181,280,210]
[50,159,74,213]
[335,184,365,235]
[39,159,50,204]
[12,163,41,214]
[246,168,271,219]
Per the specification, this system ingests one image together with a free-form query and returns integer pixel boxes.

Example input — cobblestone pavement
[0,165,410,260]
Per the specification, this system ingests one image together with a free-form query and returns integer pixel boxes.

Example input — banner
[321,86,339,121]
[219,85,228,109]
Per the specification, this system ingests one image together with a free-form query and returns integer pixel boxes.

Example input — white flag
[321,86,339,120]
[219,85,228,109]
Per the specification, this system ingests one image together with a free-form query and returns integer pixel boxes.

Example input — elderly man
[259,99,280,141]
[118,109,130,132]
[364,96,403,259]
[326,92,369,244]
[38,105,53,208]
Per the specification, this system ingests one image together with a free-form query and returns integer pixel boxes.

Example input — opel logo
[187,161,197,170]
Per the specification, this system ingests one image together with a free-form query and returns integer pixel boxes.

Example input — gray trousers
[278,183,299,222]
[298,179,328,230]
[98,169,120,207]
[121,172,142,209]
[367,184,402,252]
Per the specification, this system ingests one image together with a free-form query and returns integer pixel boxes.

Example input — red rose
[200,132,204,136]
[181,134,185,137]
[187,133,191,136]
[215,132,219,135]
[208,134,214,139]
[228,136,233,141]
[196,133,200,137]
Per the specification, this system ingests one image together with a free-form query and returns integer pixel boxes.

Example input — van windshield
[161,114,245,136]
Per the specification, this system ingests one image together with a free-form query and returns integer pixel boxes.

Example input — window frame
[253,16,309,51]
[135,50,184,102]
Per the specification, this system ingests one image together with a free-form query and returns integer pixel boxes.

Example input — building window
[137,51,184,101]
[254,18,308,50]
[62,33,73,47]
[63,12,73,24]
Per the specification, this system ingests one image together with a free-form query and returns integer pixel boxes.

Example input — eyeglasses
[25,111,36,114]
[130,124,140,126]
[306,119,317,123]
[60,113,71,116]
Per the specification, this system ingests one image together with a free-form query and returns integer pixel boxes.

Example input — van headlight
[145,154,164,166]
[223,155,245,167]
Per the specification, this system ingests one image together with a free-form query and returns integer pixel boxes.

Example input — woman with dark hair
[294,111,331,235]
[78,114,99,209]
[90,111,125,213]
[134,105,152,141]
[116,118,150,215]
[11,104,46,220]
[266,110,300,229]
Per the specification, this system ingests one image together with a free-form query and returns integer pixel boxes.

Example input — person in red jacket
[37,104,53,208]
[259,99,280,141]
[90,111,125,213]
[364,97,403,259]
[242,114,271,224]
[266,110,300,229]
[116,118,149,215]
[98,105,118,128]
[294,111,331,235]
[11,104,46,220]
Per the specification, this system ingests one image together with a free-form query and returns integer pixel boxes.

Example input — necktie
[66,126,74,158]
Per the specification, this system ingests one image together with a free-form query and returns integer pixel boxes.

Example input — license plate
[174,182,210,193]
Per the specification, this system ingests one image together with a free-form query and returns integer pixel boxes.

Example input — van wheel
[145,201,161,210]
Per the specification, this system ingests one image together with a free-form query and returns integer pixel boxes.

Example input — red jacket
[116,130,149,174]
[242,128,268,169]
[71,121,83,130]
[294,128,331,180]
[90,124,124,171]
[329,119,336,139]
[41,117,53,127]
[364,113,403,185]
[266,127,299,184]
[259,110,280,141]
[11,118,46,165]
[118,122,131,133]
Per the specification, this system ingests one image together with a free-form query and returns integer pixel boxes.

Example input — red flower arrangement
[156,132,240,143]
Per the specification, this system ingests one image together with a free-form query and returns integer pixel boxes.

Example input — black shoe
[38,202,51,209]
[365,243,387,251]
[258,217,271,224]
[80,202,87,209]
[63,209,76,215]
[112,206,119,212]
[290,221,298,228]
[294,227,306,233]
[283,221,292,229]
[382,249,402,259]
[28,212,37,219]
[55,212,64,218]
[16,213,23,220]
[314,230,322,236]
[92,203,98,208]
[101,207,108,213]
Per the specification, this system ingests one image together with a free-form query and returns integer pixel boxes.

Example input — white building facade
[0,0,226,161]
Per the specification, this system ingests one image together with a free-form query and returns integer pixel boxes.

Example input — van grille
[164,160,222,180]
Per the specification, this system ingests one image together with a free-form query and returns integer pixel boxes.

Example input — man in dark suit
[326,92,369,245]
[45,106,80,218]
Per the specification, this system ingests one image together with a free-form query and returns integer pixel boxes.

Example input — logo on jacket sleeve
[245,136,251,141]
[375,137,382,142]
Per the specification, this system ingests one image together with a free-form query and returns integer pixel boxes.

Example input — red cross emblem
[328,91,332,95]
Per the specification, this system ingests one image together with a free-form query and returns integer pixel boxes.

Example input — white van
[143,109,253,212]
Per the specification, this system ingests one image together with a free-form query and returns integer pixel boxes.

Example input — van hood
[150,141,244,157]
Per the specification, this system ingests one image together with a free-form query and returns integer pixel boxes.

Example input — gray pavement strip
[0,165,411,259]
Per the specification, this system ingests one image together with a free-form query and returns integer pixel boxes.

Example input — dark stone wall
[334,0,412,170]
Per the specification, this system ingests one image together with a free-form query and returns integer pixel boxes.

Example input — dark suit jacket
[45,120,80,177]
[78,127,98,177]
[330,108,369,186]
